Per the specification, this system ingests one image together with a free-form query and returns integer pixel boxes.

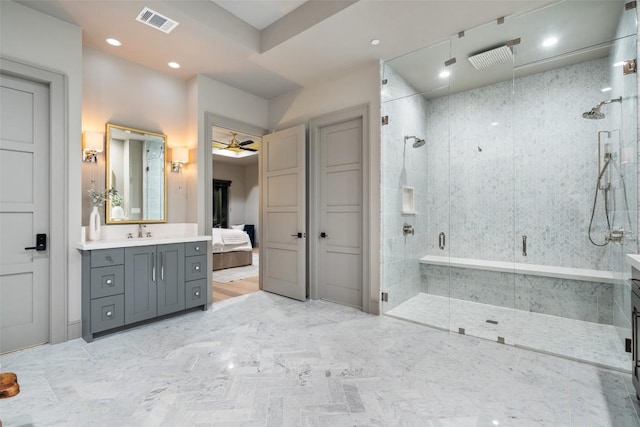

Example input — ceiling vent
[468,45,513,70]
[136,7,179,34]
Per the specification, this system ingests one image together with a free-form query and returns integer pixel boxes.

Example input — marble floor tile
[0,291,638,426]
[387,292,631,371]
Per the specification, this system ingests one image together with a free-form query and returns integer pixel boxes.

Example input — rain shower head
[404,135,426,148]
[582,97,622,120]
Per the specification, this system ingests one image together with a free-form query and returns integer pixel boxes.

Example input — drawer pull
[195,246,200,251]
[106,279,112,285]
[195,265,200,271]
[106,255,113,262]
[194,291,200,297]
[106,311,113,317]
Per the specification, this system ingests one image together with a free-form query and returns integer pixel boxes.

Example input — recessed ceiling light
[168,62,181,69]
[439,70,451,79]
[542,37,558,47]
[613,61,625,67]
[106,38,122,47]
[491,122,499,126]
[370,39,380,46]
[601,87,612,92]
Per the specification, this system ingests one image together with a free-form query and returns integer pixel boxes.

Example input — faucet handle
[127,233,133,239]
[146,232,152,238]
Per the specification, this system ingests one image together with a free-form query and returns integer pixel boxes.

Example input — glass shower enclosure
[381,0,638,371]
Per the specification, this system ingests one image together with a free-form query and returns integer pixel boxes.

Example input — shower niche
[401,186,415,214]
[380,0,637,371]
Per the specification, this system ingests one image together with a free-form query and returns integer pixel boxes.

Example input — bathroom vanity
[78,236,210,342]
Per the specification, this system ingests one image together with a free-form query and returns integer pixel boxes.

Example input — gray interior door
[260,125,307,301]
[0,73,50,353]
[318,118,363,308]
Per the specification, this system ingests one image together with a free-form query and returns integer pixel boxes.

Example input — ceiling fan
[212,131,257,153]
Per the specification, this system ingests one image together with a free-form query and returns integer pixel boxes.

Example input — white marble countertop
[627,254,640,271]
[77,235,211,250]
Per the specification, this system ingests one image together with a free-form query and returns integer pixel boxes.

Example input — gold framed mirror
[105,123,167,224]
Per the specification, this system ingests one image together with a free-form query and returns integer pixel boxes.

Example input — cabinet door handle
[161,253,165,281]
[195,246,200,251]
[106,311,113,318]
[195,265,200,271]
[152,256,156,282]
[194,291,200,297]
[106,279,112,285]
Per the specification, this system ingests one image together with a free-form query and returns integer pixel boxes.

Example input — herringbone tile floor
[1,291,639,426]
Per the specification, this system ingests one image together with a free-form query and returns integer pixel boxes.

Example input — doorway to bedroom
[211,126,262,301]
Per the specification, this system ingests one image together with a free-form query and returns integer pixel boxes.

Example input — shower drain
[485,319,499,325]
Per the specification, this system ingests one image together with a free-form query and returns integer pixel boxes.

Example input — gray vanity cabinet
[82,241,204,342]
[124,244,185,323]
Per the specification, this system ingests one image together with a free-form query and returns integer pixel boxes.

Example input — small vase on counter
[88,206,101,241]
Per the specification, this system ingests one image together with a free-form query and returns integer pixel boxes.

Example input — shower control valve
[403,223,415,236]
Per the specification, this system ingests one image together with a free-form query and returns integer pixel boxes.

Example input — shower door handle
[438,232,445,250]
[522,235,527,257]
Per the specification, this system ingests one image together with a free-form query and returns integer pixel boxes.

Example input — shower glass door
[512,1,637,370]
[445,20,517,344]
[380,40,452,332]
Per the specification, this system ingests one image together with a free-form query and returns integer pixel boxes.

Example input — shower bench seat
[419,255,619,284]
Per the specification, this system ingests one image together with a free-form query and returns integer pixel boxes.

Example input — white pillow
[231,224,245,231]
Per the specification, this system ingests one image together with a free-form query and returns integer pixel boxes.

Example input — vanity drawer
[91,248,124,268]
[91,294,125,333]
[185,241,207,257]
[185,255,207,281]
[186,279,207,309]
[90,265,124,299]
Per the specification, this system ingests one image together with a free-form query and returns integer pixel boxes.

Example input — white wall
[82,47,190,225]
[1,1,83,335]
[268,61,382,314]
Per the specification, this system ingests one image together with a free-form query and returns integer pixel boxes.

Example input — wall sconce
[83,131,104,163]
[171,146,188,173]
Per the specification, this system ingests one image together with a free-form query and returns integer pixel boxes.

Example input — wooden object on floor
[212,276,259,302]
[0,372,20,427]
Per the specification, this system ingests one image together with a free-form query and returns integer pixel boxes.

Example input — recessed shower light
[370,39,380,46]
[106,38,122,47]
[168,61,181,69]
[439,70,451,79]
[601,87,612,92]
[542,37,558,47]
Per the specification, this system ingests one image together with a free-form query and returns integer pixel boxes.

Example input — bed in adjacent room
[212,227,253,271]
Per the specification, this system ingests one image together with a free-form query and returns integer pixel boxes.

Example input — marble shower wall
[380,65,431,311]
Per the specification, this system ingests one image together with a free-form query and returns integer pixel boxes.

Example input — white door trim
[201,113,266,302]
[309,105,371,313]
[1,57,68,344]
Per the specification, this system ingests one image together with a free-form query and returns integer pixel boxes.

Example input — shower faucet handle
[403,223,414,236]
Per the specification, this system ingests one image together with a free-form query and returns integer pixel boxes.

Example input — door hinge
[382,116,389,126]
[623,59,637,75]
[381,292,388,302]
[626,338,632,353]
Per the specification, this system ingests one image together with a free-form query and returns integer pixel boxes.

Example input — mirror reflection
[105,123,167,223]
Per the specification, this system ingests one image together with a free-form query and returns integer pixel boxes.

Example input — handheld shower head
[582,97,622,120]
[404,135,426,148]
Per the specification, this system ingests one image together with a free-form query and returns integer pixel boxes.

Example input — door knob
[25,233,47,251]
[291,232,305,238]
[320,232,328,238]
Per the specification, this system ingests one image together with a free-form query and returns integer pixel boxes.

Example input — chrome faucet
[137,224,146,238]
